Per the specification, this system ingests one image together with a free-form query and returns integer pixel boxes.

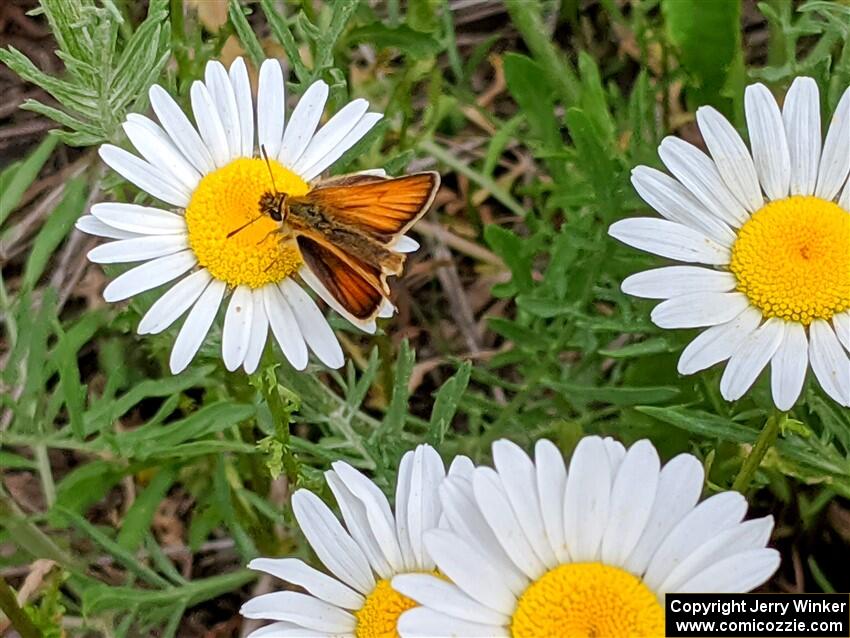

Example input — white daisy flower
[394,436,779,638]
[77,57,419,374]
[240,444,473,638]
[609,77,850,409]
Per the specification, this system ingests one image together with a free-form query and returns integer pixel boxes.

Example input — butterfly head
[259,191,287,222]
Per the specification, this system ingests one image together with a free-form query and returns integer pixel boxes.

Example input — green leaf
[0,136,59,227]
[82,570,255,614]
[548,381,680,406]
[427,361,471,445]
[22,178,87,289]
[228,0,265,67]
[598,337,677,359]
[661,0,744,115]
[57,506,171,588]
[115,402,255,459]
[259,0,310,83]
[502,53,565,181]
[117,467,177,552]
[346,24,442,58]
[484,225,533,292]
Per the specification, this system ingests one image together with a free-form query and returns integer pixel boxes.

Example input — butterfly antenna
[227,214,263,238]
[260,144,279,193]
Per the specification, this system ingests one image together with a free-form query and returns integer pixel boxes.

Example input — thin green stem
[0,577,40,638]
[419,139,526,218]
[732,411,785,493]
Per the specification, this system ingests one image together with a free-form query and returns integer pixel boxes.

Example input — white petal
[609,218,730,265]
[492,440,558,568]
[330,461,404,573]
[622,266,736,299]
[630,166,735,246]
[603,438,626,474]
[229,57,255,158]
[809,319,850,406]
[658,136,749,227]
[204,60,241,161]
[397,607,508,638]
[222,285,253,371]
[377,298,395,319]
[99,145,189,207]
[300,113,384,182]
[396,445,445,571]
[123,115,201,192]
[834,313,850,352]
[291,489,375,594]
[392,574,510,626]
[190,81,230,169]
[394,450,416,570]
[169,278,225,373]
[393,236,420,253]
[623,453,705,575]
[292,99,369,175]
[103,250,197,302]
[651,292,751,329]
[279,278,344,369]
[745,83,791,200]
[601,440,660,567]
[76,215,139,239]
[149,84,215,174]
[696,106,763,212]
[657,517,774,594]
[278,80,329,169]
[472,467,548,579]
[248,557,364,610]
[263,284,308,370]
[438,477,528,595]
[325,470,393,579]
[720,317,785,401]
[678,307,763,375]
[770,322,809,411]
[563,436,611,562]
[240,591,355,632]
[243,290,269,374]
[246,622,331,638]
[816,87,850,200]
[138,269,212,334]
[91,202,186,235]
[258,60,285,159]
[841,177,850,211]
[423,529,518,614]
[87,235,187,263]
[299,265,378,334]
[643,491,747,591]
[447,455,475,479]
[534,439,569,563]
[676,548,781,594]
[783,77,821,196]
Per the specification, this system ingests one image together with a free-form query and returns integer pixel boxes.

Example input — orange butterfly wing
[304,172,440,243]
[296,235,386,320]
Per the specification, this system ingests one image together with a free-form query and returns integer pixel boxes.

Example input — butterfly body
[258,171,439,321]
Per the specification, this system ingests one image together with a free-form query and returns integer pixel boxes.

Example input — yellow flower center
[730,196,850,325]
[185,158,308,288]
[510,562,664,638]
[355,578,418,638]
